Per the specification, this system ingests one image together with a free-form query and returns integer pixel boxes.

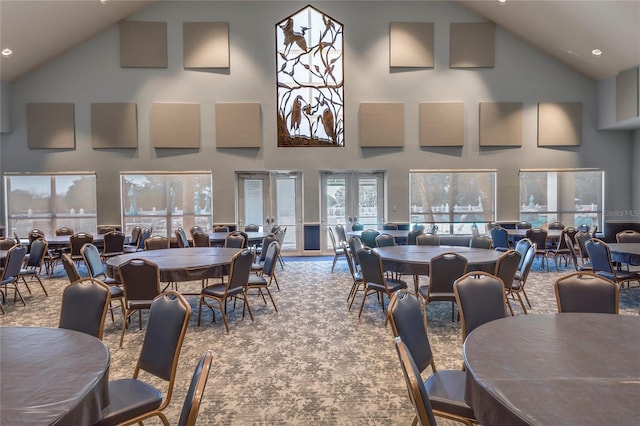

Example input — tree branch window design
[276,6,344,147]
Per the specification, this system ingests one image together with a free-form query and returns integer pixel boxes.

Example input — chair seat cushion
[425,370,475,420]
[597,270,639,282]
[129,300,153,310]
[426,292,455,302]
[202,283,226,297]
[248,275,268,286]
[96,378,162,426]
[109,286,124,298]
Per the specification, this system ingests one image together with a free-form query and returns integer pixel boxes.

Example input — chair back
[177,350,214,426]
[616,230,640,243]
[525,228,547,252]
[334,224,347,243]
[357,247,386,288]
[136,291,191,388]
[548,221,565,230]
[494,250,521,291]
[225,231,247,249]
[564,226,578,246]
[375,233,396,247]
[514,238,533,270]
[407,229,422,245]
[129,225,143,247]
[190,226,204,239]
[394,337,438,426]
[81,243,107,278]
[261,241,280,278]
[585,238,614,274]
[136,228,152,250]
[348,236,363,268]
[58,278,111,340]
[454,272,507,340]
[0,237,18,250]
[416,233,440,246]
[469,235,492,249]
[342,241,361,283]
[360,229,380,248]
[70,233,94,257]
[351,223,364,231]
[118,258,162,303]
[213,225,229,233]
[244,224,259,232]
[55,226,74,236]
[575,231,591,261]
[103,230,126,255]
[555,272,618,314]
[516,221,532,230]
[175,228,190,248]
[388,290,434,373]
[145,235,170,251]
[382,223,398,230]
[1,245,27,282]
[25,238,48,268]
[518,244,537,285]
[227,250,254,294]
[428,252,468,295]
[258,234,279,262]
[61,253,81,283]
[471,223,480,237]
[489,226,509,251]
[565,233,582,271]
[28,228,45,243]
[192,231,211,247]
[328,227,340,252]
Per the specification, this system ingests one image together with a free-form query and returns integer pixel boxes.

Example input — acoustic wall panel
[450,23,495,68]
[616,67,639,122]
[119,21,168,68]
[479,102,522,147]
[184,22,230,68]
[91,103,138,149]
[152,103,200,148]
[389,22,434,68]
[359,103,404,147]
[538,102,582,146]
[419,102,464,146]
[27,103,75,149]
[215,103,262,148]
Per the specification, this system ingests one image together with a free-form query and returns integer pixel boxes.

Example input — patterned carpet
[1,256,639,425]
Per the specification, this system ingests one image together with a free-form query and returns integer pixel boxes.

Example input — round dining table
[373,245,502,291]
[208,231,271,246]
[0,326,111,426]
[105,247,241,283]
[463,313,640,425]
[608,242,640,266]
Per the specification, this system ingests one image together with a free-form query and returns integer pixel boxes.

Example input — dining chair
[252,233,279,276]
[190,225,204,240]
[0,237,18,251]
[356,247,407,319]
[225,231,247,249]
[175,228,190,248]
[454,272,508,340]
[197,249,254,332]
[212,225,229,233]
[382,222,399,230]
[547,221,565,230]
[102,230,126,259]
[525,228,548,271]
[244,224,260,232]
[328,227,347,273]
[117,258,162,347]
[351,223,364,231]
[387,290,476,426]
[575,231,592,266]
[55,226,75,236]
[616,229,640,243]
[82,242,125,323]
[586,238,640,290]
[177,349,214,426]
[19,237,49,296]
[493,250,521,315]
[144,235,170,251]
[554,272,619,314]
[61,253,81,283]
[274,227,287,269]
[510,244,536,314]
[70,232,94,263]
[96,291,191,426]
[393,335,452,426]
[0,245,27,306]
[469,235,492,249]
[375,233,396,247]
[343,241,365,310]
[565,232,592,272]
[416,233,440,246]
[246,241,280,313]
[489,226,510,252]
[348,236,364,271]
[192,231,211,247]
[124,225,143,253]
[136,228,152,251]
[407,229,422,245]
[515,221,532,230]
[334,224,348,246]
[417,252,467,322]
[546,228,572,271]
[514,237,533,270]
[359,229,380,248]
[58,278,111,340]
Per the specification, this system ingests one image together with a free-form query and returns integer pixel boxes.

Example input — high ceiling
[0,0,638,82]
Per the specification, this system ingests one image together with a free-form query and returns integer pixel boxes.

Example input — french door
[321,171,385,253]
[237,171,303,255]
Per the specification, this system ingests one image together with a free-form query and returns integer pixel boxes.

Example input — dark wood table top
[505,228,563,239]
[463,313,640,425]
[105,247,241,282]
[1,326,111,426]
[608,242,640,265]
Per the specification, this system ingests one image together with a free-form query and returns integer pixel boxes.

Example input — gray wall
[634,130,640,214]
[0,1,636,231]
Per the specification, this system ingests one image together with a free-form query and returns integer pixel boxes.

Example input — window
[121,172,212,238]
[409,170,496,235]
[519,169,604,230]
[4,173,97,237]
[276,5,344,147]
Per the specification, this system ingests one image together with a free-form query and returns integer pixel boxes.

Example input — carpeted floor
[1,256,639,425]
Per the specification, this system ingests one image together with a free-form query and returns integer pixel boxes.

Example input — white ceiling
[0,0,638,82]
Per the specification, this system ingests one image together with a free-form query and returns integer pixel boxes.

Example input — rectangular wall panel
[152,103,200,148]
[119,21,168,68]
[359,103,404,147]
[389,22,434,68]
[450,23,495,68]
[479,102,522,147]
[538,102,582,146]
[215,103,262,148]
[419,102,464,146]
[184,22,230,68]
[91,103,138,148]
[27,103,75,149]
[616,67,639,122]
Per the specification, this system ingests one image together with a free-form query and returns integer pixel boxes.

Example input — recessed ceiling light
[1,48,13,57]
[100,0,108,4]
[498,0,507,4]
[591,48,602,57]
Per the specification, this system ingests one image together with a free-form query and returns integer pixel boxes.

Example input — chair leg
[505,296,515,316]
[515,292,528,314]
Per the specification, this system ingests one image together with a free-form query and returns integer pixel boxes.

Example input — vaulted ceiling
[0,0,638,82]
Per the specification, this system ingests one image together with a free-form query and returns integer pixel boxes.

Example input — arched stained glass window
[276,5,344,147]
